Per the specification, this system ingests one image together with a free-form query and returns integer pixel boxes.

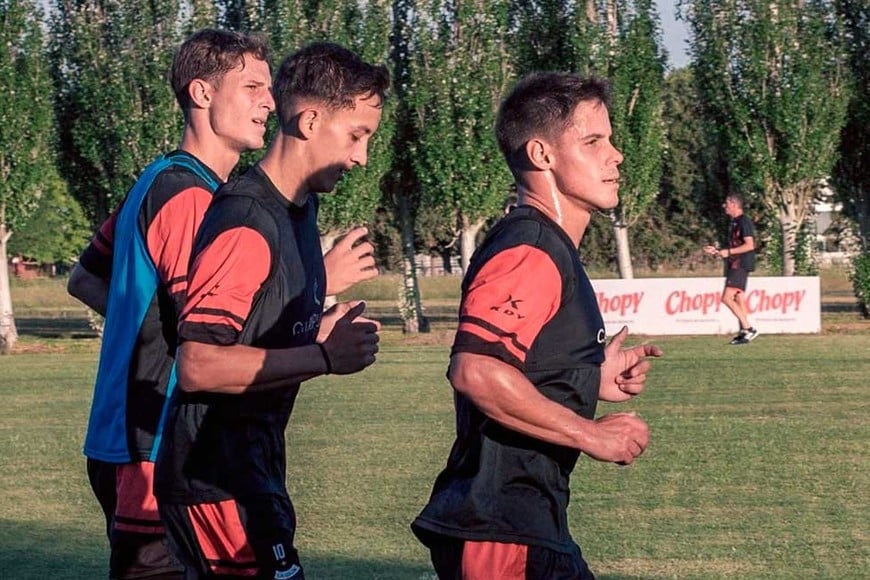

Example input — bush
[850,250,870,318]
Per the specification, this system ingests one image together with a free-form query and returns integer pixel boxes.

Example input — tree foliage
[508,0,590,73]
[8,175,90,266]
[1,0,55,232]
[407,0,513,271]
[687,0,850,275]
[832,0,869,248]
[606,0,666,230]
[647,67,719,268]
[1,0,59,353]
[49,0,185,226]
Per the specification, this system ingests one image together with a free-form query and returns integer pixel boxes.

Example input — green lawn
[1,331,868,579]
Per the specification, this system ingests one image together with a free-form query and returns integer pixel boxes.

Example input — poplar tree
[687,0,850,275]
[49,0,184,226]
[214,0,307,57]
[0,0,58,353]
[653,67,719,264]
[386,0,428,332]
[408,0,513,273]
[509,0,587,72]
[833,0,869,247]
[600,0,666,278]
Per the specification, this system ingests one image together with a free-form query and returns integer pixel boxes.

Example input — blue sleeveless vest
[83,154,219,463]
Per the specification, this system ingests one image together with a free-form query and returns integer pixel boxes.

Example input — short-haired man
[411,72,663,579]
[704,192,759,345]
[154,42,389,579]
[68,29,275,579]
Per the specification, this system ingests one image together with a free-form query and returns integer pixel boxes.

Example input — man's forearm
[176,341,328,394]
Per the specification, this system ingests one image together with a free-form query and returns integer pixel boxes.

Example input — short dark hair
[495,72,612,174]
[726,192,745,207]
[272,42,390,131]
[170,28,271,115]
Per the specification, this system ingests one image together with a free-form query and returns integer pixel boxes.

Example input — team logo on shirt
[490,295,525,319]
[292,312,321,336]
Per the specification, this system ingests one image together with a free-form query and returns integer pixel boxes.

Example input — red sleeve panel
[454,245,561,368]
[146,185,213,304]
[78,211,119,280]
[179,227,271,346]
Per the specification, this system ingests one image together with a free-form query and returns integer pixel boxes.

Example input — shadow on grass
[0,521,687,580]
[0,520,105,580]
[0,520,436,580]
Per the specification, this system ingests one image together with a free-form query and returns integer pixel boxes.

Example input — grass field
[1,271,868,579]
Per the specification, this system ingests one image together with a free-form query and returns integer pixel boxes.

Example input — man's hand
[323,227,378,296]
[318,300,380,375]
[583,412,650,465]
[599,326,663,402]
[703,244,719,256]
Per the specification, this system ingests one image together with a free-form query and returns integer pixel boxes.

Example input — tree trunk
[608,209,634,279]
[459,214,486,276]
[613,224,634,279]
[779,210,798,277]
[604,0,631,280]
[0,223,19,354]
[585,0,597,23]
[777,180,815,276]
[397,195,429,333]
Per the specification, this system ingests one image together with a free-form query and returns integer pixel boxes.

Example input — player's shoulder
[488,206,551,246]
[147,155,218,201]
[488,207,572,259]
[203,174,280,242]
[213,165,270,204]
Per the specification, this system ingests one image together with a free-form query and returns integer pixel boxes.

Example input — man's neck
[517,184,590,248]
[178,131,240,183]
[257,138,310,206]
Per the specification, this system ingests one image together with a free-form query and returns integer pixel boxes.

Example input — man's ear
[296,108,320,139]
[526,138,553,171]
[188,79,212,109]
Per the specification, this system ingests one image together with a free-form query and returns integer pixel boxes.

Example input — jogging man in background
[704,192,759,345]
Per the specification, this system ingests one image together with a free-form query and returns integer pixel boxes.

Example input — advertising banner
[589,276,820,336]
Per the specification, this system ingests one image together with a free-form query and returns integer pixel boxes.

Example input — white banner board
[589,276,820,336]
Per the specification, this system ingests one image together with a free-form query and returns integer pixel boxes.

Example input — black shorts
[87,459,184,579]
[724,267,750,292]
[425,534,595,580]
[159,495,303,579]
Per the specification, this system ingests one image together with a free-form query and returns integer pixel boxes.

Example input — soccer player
[704,192,759,344]
[153,42,388,579]
[411,72,663,579]
[67,29,274,579]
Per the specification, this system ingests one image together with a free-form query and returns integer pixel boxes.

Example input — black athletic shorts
[87,459,184,579]
[159,495,303,579]
[425,534,595,580]
[725,267,750,292]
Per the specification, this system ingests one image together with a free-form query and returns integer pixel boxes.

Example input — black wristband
[316,342,332,374]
